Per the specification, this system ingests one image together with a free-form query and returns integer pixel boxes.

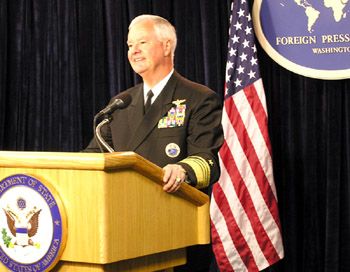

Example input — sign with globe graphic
[253,0,350,79]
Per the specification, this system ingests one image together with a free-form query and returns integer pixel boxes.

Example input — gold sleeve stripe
[180,156,210,189]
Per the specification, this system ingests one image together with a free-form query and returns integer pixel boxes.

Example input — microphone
[97,92,132,116]
[93,92,132,153]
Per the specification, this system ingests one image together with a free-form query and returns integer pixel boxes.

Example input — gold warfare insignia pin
[172,99,186,106]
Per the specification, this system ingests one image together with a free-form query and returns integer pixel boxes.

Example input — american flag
[210,0,284,271]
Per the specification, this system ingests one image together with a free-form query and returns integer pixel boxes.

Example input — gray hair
[129,14,177,59]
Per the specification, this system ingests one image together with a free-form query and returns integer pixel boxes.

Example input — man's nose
[130,44,140,54]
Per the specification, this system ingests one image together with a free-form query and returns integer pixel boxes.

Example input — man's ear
[163,40,172,57]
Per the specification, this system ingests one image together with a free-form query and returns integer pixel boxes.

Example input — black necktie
[144,90,154,114]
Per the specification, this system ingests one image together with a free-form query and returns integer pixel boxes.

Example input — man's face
[127,21,168,78]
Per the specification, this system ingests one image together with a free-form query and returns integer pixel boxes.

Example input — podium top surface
[0,151,137,170]
[0,151,209,206]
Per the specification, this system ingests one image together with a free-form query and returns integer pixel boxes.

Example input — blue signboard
[253,0,350,79]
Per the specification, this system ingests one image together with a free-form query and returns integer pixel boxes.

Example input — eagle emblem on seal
[2,197,41,247]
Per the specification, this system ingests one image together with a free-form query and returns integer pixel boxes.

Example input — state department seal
[0,174,67,272]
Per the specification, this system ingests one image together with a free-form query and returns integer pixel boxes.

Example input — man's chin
[131,66,147,75]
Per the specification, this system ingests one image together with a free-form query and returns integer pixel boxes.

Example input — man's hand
[162,164,187,193]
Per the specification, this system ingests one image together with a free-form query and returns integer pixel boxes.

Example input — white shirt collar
[143,69,174,104]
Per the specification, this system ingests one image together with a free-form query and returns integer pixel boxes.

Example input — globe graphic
[260,0,350,70]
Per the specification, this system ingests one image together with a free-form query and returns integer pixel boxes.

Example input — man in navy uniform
[85,14,223,271]
[86,14,223,195]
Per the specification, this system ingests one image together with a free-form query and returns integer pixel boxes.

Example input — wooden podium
[0,151,210,271]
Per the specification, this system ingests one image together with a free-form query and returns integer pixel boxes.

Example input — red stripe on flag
[244,83,273,156]
[225,97,282,232]
[210,218,235,272]
[212,168,259,271]
[219,139,280,265]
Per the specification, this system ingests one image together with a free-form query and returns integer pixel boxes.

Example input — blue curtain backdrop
[0,1,349,271]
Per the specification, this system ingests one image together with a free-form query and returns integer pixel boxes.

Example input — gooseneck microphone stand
[92,92,132,153]
[93,114,115,153]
